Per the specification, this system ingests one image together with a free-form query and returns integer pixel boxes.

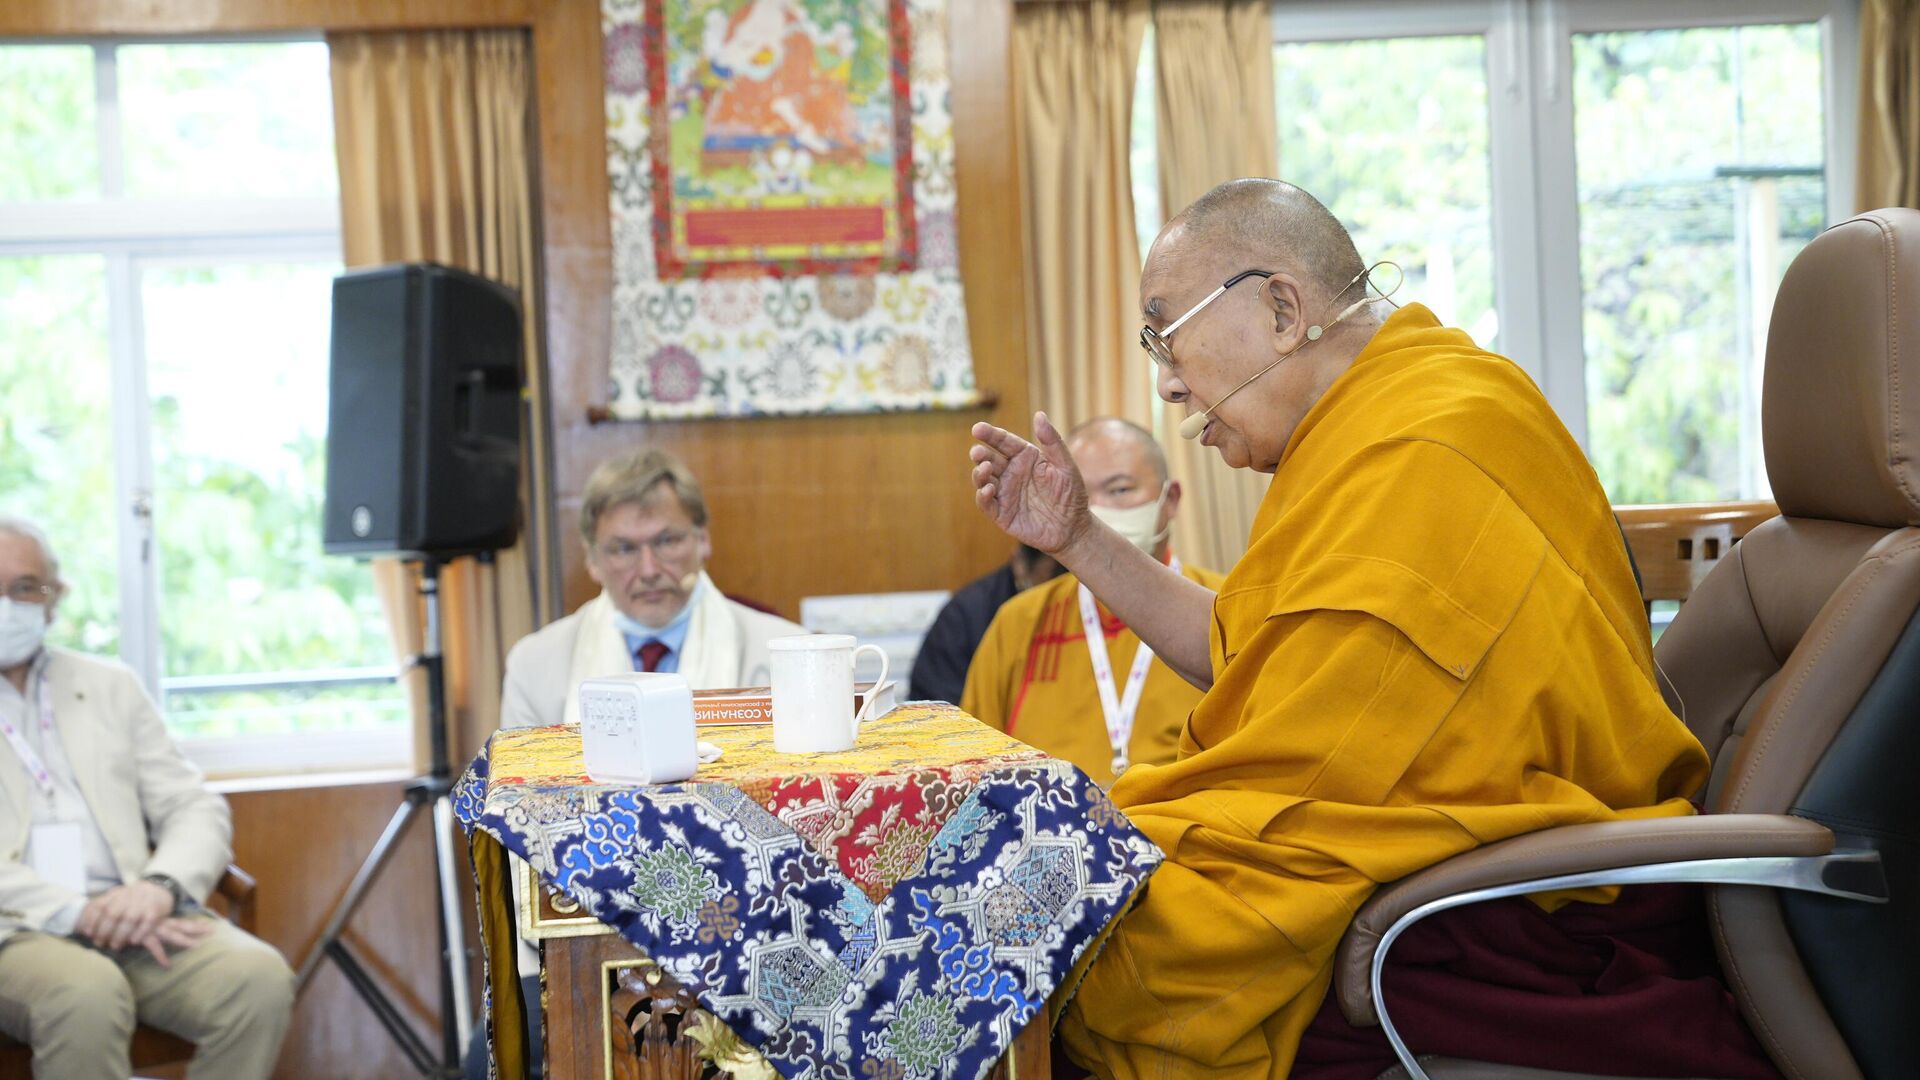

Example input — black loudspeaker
[322,263,523,557]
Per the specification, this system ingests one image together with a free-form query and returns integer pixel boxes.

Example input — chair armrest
[1333,813,1832,1027]
[215,863,258,933]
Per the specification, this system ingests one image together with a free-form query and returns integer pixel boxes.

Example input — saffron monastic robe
[960,562,1226,785]
[1055,304,1711,1078]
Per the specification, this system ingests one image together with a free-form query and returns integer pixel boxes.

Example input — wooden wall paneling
[539,0,1031,619]
[225,777,483,1080]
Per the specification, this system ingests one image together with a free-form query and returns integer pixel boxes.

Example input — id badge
[27,821,87,894]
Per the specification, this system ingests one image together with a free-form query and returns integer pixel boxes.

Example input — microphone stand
[294,556,472,1078]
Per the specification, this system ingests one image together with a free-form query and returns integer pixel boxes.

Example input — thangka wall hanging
[604,0,979,419]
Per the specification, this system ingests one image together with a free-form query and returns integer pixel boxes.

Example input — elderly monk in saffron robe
[963,418,1224,786]
[966,179,1715,1078]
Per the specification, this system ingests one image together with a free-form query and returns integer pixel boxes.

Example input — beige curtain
[1859,0,1920,210]
[1014,0,1154,429]
[329,30,546,771]
[1150,0,1277,571]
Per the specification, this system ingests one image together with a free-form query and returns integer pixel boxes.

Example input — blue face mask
[611,576,702,638]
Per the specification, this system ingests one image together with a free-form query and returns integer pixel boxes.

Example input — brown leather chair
[1332,209,1919,1080]
[0,865,259,1075]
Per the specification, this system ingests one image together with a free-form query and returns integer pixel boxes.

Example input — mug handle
[850,644,891,737]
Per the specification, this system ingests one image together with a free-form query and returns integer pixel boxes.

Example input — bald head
[1069,417,1168,486]
[1140,180,1380,474]
[1153,178,1364,305]
[1069,417,1180,555]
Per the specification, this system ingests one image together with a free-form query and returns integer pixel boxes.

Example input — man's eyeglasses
[594,530,700,570]
[2,579,57,605]
[1139,268,1275,368]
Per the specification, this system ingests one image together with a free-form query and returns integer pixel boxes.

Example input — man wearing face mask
[961,418,1223,786]
[500,447,805,728]
[0,518,294,1079]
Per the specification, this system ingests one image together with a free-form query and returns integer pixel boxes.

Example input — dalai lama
[967,179,1773,1079]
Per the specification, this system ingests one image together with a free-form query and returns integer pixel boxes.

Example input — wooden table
[514,858,1053,1079]
[459,707,1153,1079]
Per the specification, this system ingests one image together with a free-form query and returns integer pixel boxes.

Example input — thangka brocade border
[603,0,978,420]
[453,750,1162,1080]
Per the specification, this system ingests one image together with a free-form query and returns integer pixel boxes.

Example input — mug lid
[767,633,857,651]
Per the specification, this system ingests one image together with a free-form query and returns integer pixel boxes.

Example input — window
[1134,0,1854,505]
[1573,21,1826,503]
[0,41,407,775]
[1275,33,1498,348]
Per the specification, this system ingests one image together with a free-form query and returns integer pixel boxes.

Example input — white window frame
[0,38,408,777]
[1269,0,1857,448]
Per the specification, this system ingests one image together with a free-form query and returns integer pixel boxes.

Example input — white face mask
[0,599,48,669]
[1088,485,1170,555]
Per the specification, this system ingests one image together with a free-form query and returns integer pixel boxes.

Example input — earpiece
[1178,261,1402,440]
[1307,298,1374,341]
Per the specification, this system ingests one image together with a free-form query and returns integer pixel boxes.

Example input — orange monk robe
[1055,304,1711,1078]
[960,563,1227,785]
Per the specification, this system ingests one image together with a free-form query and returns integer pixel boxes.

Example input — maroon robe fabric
[1051,884,1778,1079]
[1293,884,1778,1079]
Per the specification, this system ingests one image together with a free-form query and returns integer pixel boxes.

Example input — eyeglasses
[593,530,700,570]
[1,579,56,605]
[1139,268,1275,368]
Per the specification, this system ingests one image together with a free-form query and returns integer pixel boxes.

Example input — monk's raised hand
[969,412,1088,554]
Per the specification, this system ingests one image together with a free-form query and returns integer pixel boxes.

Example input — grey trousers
[0,915,294,1079]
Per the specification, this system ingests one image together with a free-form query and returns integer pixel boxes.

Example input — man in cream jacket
[0,518,293,1078]
[500,447,804,730]
[479,449,804,1078]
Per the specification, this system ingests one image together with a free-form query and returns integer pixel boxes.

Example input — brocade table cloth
[455,702,1161,1080]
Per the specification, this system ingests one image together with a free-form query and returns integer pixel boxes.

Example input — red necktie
[637,640,670,673]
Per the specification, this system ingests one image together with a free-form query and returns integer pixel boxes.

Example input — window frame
[1266,0,1857,449]
[0,38,408,777]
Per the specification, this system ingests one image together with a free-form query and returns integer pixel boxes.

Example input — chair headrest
[1764,208,1920,528]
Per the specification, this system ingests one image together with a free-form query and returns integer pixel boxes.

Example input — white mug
[768,634,890,753]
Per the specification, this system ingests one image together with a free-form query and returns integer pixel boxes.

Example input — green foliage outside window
[1575,24,1824,504]
[0,42,405,745]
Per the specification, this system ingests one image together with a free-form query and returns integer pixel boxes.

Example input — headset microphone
[1177,262,1400,441]
[679,571,700,592]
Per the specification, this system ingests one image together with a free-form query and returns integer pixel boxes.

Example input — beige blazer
[0,648,232,943]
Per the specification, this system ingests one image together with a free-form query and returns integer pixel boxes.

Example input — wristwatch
[142,873,188,913]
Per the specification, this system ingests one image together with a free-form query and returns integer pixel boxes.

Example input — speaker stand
[295,557,473,1078]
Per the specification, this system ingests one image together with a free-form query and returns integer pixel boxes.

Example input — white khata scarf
[560,571,744,725]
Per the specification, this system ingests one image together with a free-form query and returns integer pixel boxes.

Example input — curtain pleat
[328,30,546,771]
[1150,0,1277,571]
[1013,0,1153,430]
[1859,0,1920,210]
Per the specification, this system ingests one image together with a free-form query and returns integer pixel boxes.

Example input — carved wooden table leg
[543,930,1053,1080]
[545,934,713,1080]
